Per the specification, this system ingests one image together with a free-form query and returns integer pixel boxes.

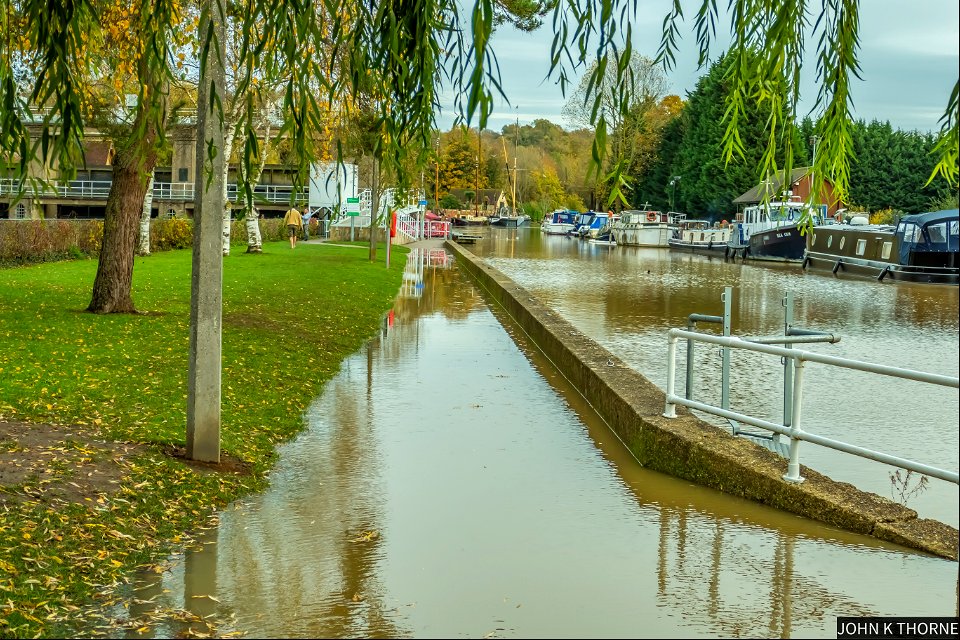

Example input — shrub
[150,217,194,251]
[1,216,298,266]
[0,220,100,265]
[870,208,901,225]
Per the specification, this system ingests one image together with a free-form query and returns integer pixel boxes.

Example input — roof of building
[733,167,814,204]
[83,140,115,166]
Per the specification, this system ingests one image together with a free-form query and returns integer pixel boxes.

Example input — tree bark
[369,157,379,262]
[88,117,158,313]
[243,114,272,253]
[137,173,155,256]
[220,131,235,255]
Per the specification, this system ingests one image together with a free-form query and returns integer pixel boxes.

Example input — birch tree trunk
[137,173,155,255]
[242,110,273,252]
[244,206,263,252]
[220,131,236,255]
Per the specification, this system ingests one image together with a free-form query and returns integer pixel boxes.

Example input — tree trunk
[88,126,158,313]
[242,115,271,253]
[221,132,236,255]
[244,206,262,252]
[137,173,155,256]
[369,158,379,262]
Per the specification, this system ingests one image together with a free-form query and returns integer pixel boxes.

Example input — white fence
[663,328,959,485]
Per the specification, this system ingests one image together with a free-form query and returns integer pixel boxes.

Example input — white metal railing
[1,178,307,203]
[663,328,959,485]
[152,182,194,200]
[1,178,114,198]
[394,209,419,242]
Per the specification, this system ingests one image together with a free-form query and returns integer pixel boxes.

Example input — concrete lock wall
[446,240,959,561]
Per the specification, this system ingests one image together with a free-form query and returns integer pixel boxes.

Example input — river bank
[0,241,407,637]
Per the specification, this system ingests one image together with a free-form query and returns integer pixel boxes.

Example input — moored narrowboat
[802,209,959,284]
[668,219,732,256]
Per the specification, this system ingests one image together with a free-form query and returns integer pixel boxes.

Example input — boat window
[881,241,892,260]
[839,237,845,250]
[900,222,922,243]
[811,233,817,246]
[827,236,833,249]
[855,239,866,255]
[926,222,948,243]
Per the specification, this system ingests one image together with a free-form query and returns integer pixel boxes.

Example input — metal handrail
[1,178,307,203]
[663,328,959,485]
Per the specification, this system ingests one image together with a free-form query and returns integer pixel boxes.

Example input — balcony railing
[0,178,307,203]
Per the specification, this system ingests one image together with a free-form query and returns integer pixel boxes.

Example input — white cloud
[436,0,959,134]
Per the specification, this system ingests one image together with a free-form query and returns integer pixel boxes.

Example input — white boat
[668,219,732,256]
[578,211,618,239]
[610,209,686,246]
[491,214,530,228]
[541,209,578,235]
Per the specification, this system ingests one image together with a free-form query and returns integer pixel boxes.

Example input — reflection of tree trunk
[88,109,159,313]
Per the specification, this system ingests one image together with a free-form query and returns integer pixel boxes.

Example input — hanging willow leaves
[2,0,957,227]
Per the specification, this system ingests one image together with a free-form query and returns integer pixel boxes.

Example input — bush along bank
[0,218,296,266]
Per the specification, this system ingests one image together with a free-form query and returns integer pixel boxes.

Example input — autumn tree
[4,0,957,254]
[85,0,181,313]
[562,52,669,208]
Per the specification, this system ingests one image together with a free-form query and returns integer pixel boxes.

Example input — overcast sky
[436,0,960,135]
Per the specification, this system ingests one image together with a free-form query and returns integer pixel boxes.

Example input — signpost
[418,199,428,239]
[346,196,360,241]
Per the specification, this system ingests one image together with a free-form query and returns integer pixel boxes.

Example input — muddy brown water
[102,238,958,638]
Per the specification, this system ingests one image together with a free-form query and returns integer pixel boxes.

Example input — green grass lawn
[0,240,408,637]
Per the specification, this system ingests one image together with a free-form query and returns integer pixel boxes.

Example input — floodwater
[474,226,960,529]
[103,241,958,639]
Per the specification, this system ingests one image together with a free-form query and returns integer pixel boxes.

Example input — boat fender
[832,259,843,274]
[646,211,657,222]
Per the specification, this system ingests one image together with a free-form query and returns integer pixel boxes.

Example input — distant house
[1,124,308,220]
[733,167,842,216]
[449,188,507,214]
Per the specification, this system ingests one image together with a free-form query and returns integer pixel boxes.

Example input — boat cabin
[895,209,959,269]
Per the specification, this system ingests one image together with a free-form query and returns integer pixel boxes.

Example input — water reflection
[472,226,959,528]
[97,245,956,639]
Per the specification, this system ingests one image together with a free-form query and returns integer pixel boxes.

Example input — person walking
[283,206,302,249]
[301,207,313,242]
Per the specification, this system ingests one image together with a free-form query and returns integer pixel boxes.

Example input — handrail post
[664,333,678,418]
[783,356,806,483]
[780,292,794,450]
[685,319,695,401]
[721,286,733,430]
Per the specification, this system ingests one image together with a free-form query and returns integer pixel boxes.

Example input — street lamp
[669,176,681,211]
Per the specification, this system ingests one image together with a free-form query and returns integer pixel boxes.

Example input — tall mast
[476,129,481,216]
[512,113,518,214]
